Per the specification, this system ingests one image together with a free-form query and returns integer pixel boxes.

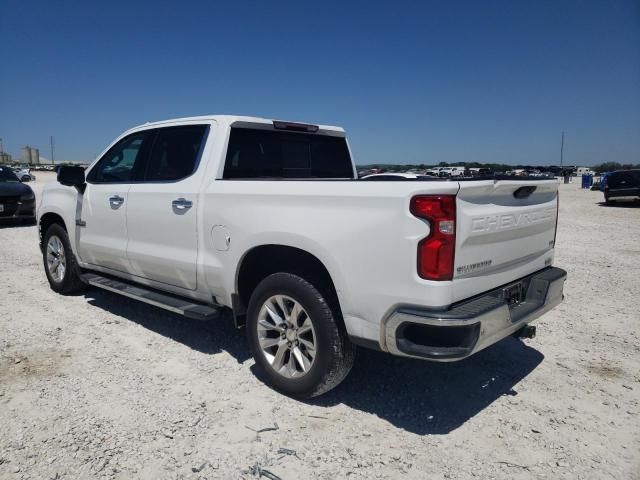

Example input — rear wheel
[43,224,86,294]
[246,272,355,398]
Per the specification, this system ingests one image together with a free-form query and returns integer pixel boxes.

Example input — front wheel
[246,273,355,398]
[42,224,86,294]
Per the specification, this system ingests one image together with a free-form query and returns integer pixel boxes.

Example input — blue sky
[1,0,638,166]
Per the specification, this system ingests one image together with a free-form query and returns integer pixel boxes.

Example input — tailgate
[453,178,559,300]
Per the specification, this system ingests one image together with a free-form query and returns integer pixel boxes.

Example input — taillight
[410,195,456,281]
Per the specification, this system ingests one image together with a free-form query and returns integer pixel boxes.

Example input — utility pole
[560,131,565,168]
[50,136,55,164]
[0,137,3,153]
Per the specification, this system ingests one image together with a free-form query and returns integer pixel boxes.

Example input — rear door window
[223,128,353,179]
[143,125,207,182]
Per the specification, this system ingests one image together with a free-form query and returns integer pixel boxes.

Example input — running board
[82,272,221,321]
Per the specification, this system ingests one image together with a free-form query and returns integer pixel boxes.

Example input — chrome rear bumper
[383,267,567,361]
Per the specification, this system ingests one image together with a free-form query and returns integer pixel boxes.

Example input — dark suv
[604,169,640,204]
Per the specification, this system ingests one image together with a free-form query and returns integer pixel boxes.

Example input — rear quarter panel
[200,180,460,341]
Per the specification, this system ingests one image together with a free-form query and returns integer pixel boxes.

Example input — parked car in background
[438,166,466,177]
[38,115,566,397]
[603,170,640,205]
[0,166,36,223]
[13,168,36,182]
[425,167,445,176]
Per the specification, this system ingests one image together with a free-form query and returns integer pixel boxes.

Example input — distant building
[576,167,594,176]
[0,152,11,164]
[20,146,40,165]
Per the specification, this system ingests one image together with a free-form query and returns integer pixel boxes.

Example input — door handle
[172,198,193,211]
[109,195,124,209]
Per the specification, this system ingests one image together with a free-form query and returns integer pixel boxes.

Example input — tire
[42,223,86,294]
[246,272,355,398]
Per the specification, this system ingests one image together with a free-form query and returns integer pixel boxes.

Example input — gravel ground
[1,173,639,480]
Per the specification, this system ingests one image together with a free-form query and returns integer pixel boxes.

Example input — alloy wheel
[46,235,67,282]
[257,294,317,378]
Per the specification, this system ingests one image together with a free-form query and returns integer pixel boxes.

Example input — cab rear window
[223,128,353,179]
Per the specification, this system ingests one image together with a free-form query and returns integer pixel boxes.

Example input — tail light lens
[410,195,457,281]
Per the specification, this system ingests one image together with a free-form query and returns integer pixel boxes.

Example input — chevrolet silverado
[38,115,566,397]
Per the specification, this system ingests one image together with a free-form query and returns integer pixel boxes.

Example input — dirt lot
[1,172,639,479]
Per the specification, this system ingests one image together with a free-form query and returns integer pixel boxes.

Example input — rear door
[453,178,559,298]
[78,131,150,272]
[125,124,208,291]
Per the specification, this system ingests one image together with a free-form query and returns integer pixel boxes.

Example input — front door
[125,125,208,291]
[78,131,149,273]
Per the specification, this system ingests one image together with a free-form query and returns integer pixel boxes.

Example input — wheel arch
[39,212,67,252]
[234,244,344,328]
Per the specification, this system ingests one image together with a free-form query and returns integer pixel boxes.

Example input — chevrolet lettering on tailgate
[471,207,556,233]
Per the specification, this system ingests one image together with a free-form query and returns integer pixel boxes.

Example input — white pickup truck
[38,115,566,397]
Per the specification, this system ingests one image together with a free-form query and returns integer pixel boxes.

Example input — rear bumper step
[383,266,566,361]
[82,272,221,321]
